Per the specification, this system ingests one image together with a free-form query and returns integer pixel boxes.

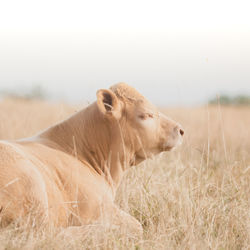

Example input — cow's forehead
[110,83,145,102]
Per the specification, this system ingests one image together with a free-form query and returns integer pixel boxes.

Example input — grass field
[0,98,249,249]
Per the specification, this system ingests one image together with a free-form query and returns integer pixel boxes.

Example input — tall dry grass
[0,98,249,249]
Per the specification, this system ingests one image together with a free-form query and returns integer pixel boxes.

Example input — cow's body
[0,83,183,234]
[0,139,112,227]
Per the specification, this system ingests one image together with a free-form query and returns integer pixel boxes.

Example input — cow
[0,83,184,235]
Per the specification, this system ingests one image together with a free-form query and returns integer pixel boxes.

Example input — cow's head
[96,83,184,166]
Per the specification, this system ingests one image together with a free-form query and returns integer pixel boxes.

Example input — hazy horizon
[0,0,249,106]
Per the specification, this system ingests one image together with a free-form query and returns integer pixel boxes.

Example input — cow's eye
[138,113,154,120]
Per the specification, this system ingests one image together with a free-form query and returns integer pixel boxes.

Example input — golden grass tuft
[0,98,249,249]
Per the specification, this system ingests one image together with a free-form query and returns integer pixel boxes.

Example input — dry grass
[0,98,249,249]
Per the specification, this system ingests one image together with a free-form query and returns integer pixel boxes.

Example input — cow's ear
[96,89,121,119]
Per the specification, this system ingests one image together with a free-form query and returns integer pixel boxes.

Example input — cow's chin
[133,154,146,165]
[163,137,183,152]
[133,148,163,165]
[132,138,183,166]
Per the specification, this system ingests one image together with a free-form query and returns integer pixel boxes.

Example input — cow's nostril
[180,129,184,136]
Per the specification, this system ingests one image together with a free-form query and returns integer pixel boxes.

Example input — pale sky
[0,0,249,105]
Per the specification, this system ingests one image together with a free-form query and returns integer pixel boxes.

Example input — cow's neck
[40,103,131,191]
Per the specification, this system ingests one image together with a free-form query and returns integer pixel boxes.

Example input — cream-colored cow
[0,83,183,234]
